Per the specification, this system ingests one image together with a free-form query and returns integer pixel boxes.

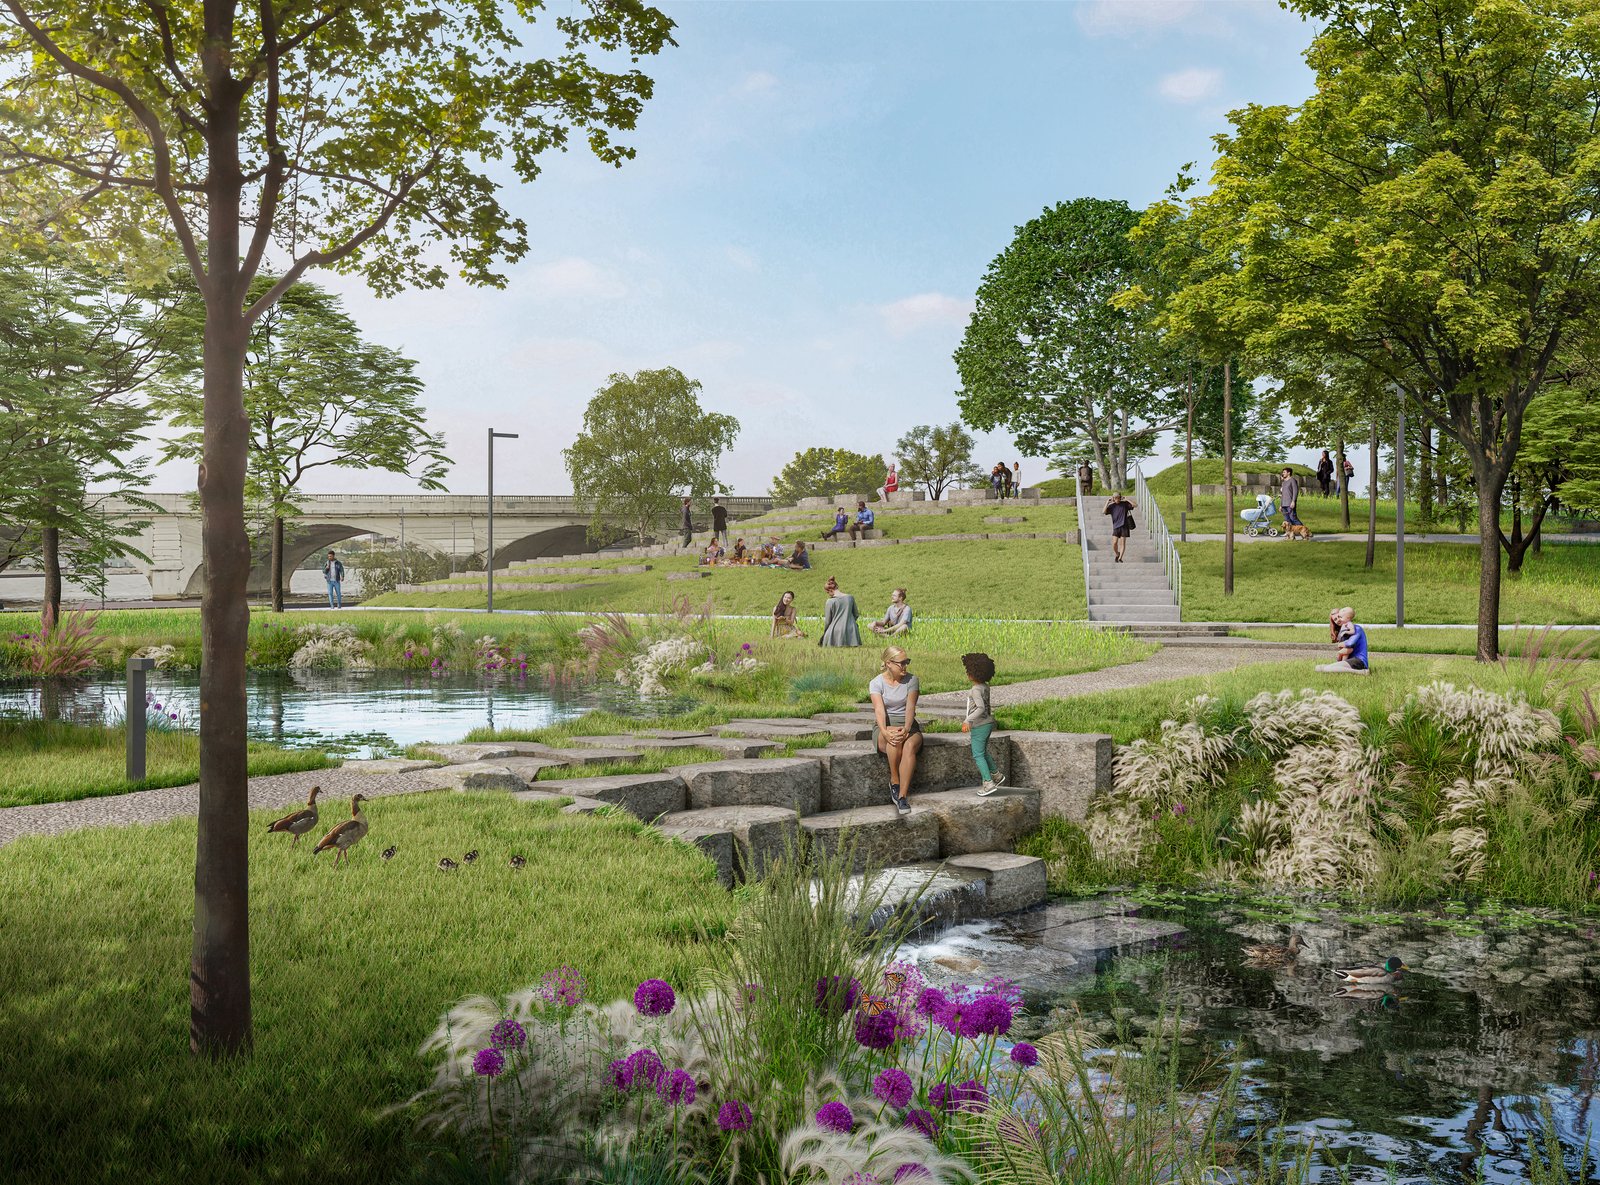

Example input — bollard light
[126,655,156,782]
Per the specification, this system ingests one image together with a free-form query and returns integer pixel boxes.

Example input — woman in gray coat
[817,576,861,647]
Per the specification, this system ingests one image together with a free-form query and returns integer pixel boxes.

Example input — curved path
[0,642,1321,849]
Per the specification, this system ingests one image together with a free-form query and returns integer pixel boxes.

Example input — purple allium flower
[633,978,676,1017]
[816,1101,854,1134]
[981,976,1024,1007]
[606,1058,634,1091]
[843,1174,877,1185]
[873,1068,914,1108]
[169,713,178,720]
[815,975,861,1014]
[854,1007,901,1050]
[473,1047,506,1078]
[960,994,1013,1038]
[1009,1041,1039,1068]
[656,1067,696,1107]
[540,965,586,1007]
[895,1166,930,1183]
[953,1078,988,1112]
[913,987,948,1017]
[1173,802,1187,816]
[490,1018,527,1051]
[625,1048,664,1087]
[717,1100,754,1131]
[928,1082,952,1112]
[904,1108,938,1138]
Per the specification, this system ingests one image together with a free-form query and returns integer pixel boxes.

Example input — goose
[265,787,322,846]
[312,795,369,865]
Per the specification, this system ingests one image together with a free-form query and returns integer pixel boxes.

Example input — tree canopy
[564,368,739,544]
[769,447,885,505]
[895,423,979,501]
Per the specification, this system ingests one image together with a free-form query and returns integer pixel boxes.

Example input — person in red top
[884,464,899,495]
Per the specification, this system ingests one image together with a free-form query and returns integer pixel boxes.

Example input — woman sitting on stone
[818,576,861,647]
[870,645,921,814]
[771,590,805,639]
[870,587,913,636]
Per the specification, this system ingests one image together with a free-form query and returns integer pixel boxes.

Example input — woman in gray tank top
[869,645,921,814]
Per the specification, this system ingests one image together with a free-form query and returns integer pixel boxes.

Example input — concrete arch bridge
[110,493,772,598]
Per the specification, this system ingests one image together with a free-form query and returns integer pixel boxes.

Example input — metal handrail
[1073,478,1093,621]
[1131,463,1182,618]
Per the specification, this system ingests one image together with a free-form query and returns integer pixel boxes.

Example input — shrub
[248,619,303,668]
[356,543,456,598]
[10,606,104,676]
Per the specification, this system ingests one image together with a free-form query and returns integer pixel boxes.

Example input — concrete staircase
[1080,521,1181,624]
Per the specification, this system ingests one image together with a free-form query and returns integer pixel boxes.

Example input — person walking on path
[960,651,1004,796]
[870,645,922,815]
[679,497,694,547]
[818,576,861,647]
[323,550,344,608]
[821,506,849,541]
[1104,491,1133,562]
[1316,451,1334,497]
[1317,607,1371,674]
[1279,468,1303,530]
[711,497,728,545]
[848,500,876,541]
[870,587,913,636]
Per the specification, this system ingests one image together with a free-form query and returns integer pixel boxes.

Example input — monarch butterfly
[883,971,907,993]
[860,995,892,1017]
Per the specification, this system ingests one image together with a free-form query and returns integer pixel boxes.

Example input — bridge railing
[115,493,774,517]
[1131,462,1182,616]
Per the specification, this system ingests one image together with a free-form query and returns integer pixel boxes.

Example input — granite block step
[656,804,799,881]
[527,772,686,820]
[717,720,839,741]
[568,734,780,759]
[676,757,822,814]
[654,823,735,888]
[907,786,1040,856]
[799,803,942,871]
[849,851,1048,931]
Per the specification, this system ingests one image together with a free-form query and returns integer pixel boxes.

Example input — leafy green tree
[957,198,1181,491]
[895,423,980,501]
[769,447,885,505]
[0,0,675,1056]
[1503,383,1600,570]
[564,368,739,545]
[159,278,450,611]
[1178,0,1600,660]
[0,247,181,618]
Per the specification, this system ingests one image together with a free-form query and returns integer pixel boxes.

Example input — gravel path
[0,764,462,849]
[0,642,1319,848]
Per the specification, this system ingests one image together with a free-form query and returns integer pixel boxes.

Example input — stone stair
[1078,514,1181,624]
[389,716,1116,927]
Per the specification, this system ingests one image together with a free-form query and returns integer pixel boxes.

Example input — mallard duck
[265,786,322,846]
[437,856,459,872]
[1244,932,1303,968]
[508,854,527,870]
[380,844,398,861]
[462,849,479,864]
[312,794,368,865]
[1333,956,1407,985]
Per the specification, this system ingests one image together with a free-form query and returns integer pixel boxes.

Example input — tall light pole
[1395,399,1406,628]
[487,428,520,613]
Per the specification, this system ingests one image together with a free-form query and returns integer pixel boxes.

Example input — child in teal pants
[961,652,1003,795]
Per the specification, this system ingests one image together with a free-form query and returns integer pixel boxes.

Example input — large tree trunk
[1474,460,1507,663]
[1499,479,1549,574]
[270,515,284,614]
[1419,424,1433,527]
[192,24,253,1058]
[1365,422,1378,570]
[1337,435,1351,530]
[42,523,61,622]
[1223,361,1234,597]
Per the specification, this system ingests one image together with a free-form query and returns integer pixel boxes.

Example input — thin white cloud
[1076,0,1199,36]
[724,246,759,271]
[1157,66,1224,103]
[736,70,779,96]
[522,256,628,301]
[876,292,974,337]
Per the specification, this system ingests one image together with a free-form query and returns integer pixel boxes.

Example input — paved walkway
[1181,531,1596,545]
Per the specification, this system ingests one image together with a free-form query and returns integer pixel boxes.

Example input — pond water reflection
[0,670,605,757]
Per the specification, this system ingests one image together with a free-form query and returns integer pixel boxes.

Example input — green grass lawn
[1176,541,1600,624]
[0,792,732,1185]
[1,719,334,808]
[728,501,1083,542]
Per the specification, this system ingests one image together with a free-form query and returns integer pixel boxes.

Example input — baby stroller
[1241,493,1282,538]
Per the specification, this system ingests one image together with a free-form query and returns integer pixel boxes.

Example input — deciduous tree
[769,447,885,506]
[0,0,675,1056]
[895,423,979,501]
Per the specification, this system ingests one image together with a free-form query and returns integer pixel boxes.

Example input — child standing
[961,652,1004,796]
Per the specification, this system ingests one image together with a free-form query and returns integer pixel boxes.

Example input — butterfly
[883,971,908,994]
[859,995,892,1017]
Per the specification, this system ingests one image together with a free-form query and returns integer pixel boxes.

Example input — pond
[909,895,1599,1184]
[0,670,608,757]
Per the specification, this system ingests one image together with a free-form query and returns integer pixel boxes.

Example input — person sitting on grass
[756,539,779,565]
[960,651,1004,796]
[869,587,913,636]
[788,540,812,570]
[701,539,724,565]
[1317,606,1371,674]
[822,506,849,541]
[870,645,921,815]
[731,538,747,563]
[771,590,805,639]
[848,500,876,541]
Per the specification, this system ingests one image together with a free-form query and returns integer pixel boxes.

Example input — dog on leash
[1286,523,1314,541]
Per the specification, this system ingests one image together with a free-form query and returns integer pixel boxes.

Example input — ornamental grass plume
[782,1111,976,1185]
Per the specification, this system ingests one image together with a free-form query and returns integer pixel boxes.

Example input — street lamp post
[487,428,520,613]
[1395,401,1406,629]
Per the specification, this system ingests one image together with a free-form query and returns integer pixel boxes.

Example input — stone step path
[1078,501,1181,624]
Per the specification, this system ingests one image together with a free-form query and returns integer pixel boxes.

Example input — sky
[144,0,1323,498]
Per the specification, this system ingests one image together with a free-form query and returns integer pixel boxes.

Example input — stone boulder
[531,772,686,821]
[676,757,822,815]
[657,805,799,880]
[946,852,1047,914]
[911,787,1040,856]
[1004,732,1112,822]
